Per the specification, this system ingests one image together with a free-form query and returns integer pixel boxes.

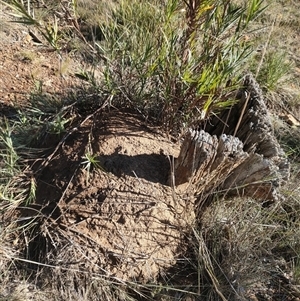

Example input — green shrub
[97,0,266,131]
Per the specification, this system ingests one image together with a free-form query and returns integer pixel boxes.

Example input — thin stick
[233,90,250,137]
[255,18,276,78]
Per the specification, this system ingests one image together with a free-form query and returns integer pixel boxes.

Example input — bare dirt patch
[0,6,82,109]
[30,110,195,282]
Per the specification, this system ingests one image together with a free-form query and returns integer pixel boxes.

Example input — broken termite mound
[173,74,290,203]
[14,74,289,290]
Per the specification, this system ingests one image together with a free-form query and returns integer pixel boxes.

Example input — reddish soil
[0,6,82,110]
